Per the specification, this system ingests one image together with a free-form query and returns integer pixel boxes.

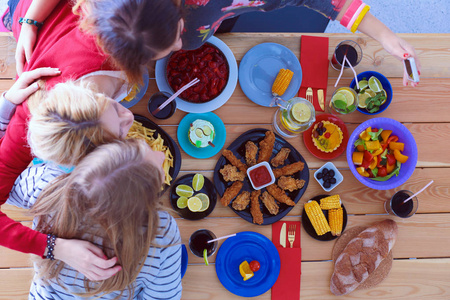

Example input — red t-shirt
[0,0,115,255]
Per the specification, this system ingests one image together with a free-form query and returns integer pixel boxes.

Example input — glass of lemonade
[273,97,315,138]
[329,87,358,115]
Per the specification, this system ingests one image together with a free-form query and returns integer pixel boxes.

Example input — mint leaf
[333,100,347,109]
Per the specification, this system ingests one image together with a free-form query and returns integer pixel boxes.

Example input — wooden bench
[1,32,450,299]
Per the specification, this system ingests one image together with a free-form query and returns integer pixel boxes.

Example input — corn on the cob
[320,195,341,210]
[272,68,294,96]
[328,207,343,236]
[304,201,330,236]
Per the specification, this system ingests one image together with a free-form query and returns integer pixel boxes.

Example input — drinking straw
[343,56,360,90]
[402,180,434,204]
[152,77,200,115]
[207,233,236,243]
[334,54,347,87]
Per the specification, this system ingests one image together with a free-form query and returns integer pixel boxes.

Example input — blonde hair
[27,81,116,166]
[31,139,163,298]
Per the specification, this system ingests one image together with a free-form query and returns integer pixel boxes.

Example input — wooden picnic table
[1,32,450,299]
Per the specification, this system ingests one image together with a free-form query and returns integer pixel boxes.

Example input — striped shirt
[7,163,182,300]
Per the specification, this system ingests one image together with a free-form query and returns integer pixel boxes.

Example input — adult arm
[335,1,420,87]
[15,0,61,75]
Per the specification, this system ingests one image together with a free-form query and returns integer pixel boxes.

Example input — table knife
[318,89,325,111]
[280,223,286,248]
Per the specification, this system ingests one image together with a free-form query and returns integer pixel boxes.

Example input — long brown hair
[31,139,163,298]
[74,0,183,85]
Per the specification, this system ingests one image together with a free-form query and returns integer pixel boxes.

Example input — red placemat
[298,35,329,112]
[271,221,301,300]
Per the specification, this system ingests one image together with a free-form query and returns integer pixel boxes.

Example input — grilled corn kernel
[272,68,294,96]
[304,201,331,236]
[320,195,341,210]
[329,207,343,236]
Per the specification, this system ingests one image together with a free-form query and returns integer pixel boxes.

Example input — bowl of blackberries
[314,162,343,192]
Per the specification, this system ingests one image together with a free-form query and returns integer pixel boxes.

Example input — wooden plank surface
[1,32,449,299]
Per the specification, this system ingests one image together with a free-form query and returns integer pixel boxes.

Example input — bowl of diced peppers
[346,118,418,190]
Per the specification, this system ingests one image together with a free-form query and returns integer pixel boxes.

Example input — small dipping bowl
[148,91,177,119]
[247,161,275,190]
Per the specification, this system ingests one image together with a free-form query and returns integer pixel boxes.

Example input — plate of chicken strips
[213,129,309,225]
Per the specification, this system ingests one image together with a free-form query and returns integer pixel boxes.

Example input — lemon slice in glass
[337,89,355,105]
[368,76,383,93]
[239,261,254,281]
[196,193,210,212]
[176,196,188,209]
[291,102,311,123]
[176,185,194,197]
[187,196,202,212]
[192,173,204,191]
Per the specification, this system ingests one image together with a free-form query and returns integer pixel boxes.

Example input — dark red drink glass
[189,229,218,258]
[384,190,418,218]
[330,40,363,71]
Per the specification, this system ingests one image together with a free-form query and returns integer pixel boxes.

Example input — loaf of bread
[330,219,398,296]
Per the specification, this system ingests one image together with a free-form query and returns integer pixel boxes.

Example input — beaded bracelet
[340,0,362,28]
[350,5,371,33]
[46,234,57,260]
[18,17,44,29]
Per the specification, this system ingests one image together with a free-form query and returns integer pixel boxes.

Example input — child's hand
[4,67,61,105]
[15,24,38,76]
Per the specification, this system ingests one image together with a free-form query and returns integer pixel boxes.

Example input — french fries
[127,120,173,186]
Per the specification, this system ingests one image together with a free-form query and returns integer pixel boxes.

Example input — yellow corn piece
[320,195,341,210]
[272,68,294,96]
[329,207,343,236]
[304,201,331,236]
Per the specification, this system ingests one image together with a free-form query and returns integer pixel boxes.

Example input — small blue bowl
[350,71,393,115]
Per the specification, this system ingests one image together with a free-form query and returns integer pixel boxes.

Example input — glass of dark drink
[148,91,177,120]
[384,190,418,218]
[330,40,363,71]
[189,229,218,258]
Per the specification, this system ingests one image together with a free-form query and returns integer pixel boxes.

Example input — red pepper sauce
[249,165,272,188]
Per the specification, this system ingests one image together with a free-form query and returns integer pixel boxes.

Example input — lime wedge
[176,185,194,197]
[379,89,387,105]
[192,173,205,191]
[291,102,311,123]
[196,193,210,212]
[358,80,369,91]
[368,76,383,93]
[176,196,188,209]
[187,196,202,212]
[203,249,209,266]
[365,89,376,97]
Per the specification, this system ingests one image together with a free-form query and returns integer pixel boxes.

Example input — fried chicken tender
[250,190,264,225]
[257,131,275,163]
[261,191,279,215]
[266,184,296,206]
[220,181,243,206]
[231,191,251,211]
[273,161,305,178]
[270,147,291,168]
[220,164,246,182]
[222,149,248,173]
[245,141,258,167]
[277,176,306,192]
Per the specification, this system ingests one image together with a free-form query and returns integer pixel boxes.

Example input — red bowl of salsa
[166,42,229,104]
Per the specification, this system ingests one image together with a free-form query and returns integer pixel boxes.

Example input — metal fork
[288,224,296,248]
[306,87,313,104]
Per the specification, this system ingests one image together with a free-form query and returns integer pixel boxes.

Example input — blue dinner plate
[177,112,226,159]
[119,67,149,108]
[239,43,302,107]
[215,232,280,297]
